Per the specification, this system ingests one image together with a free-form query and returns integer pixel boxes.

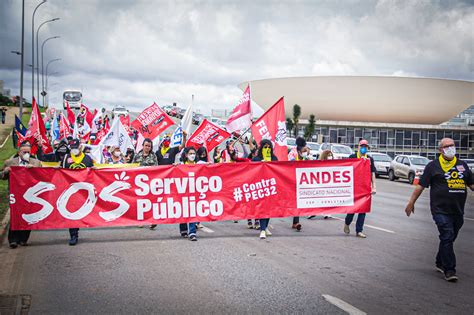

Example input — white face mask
[301,152,308,158]
[22,153,30,161]
[188,154,196,162]
[71,149,80,156]
[443,146,456,159]
[113,151,121,157]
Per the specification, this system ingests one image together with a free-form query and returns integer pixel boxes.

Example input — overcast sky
[0,0,473,114]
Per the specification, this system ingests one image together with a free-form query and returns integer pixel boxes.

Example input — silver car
[389,155,430,184]
[367,152,392,177]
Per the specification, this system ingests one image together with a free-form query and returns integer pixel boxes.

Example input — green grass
[0,110,31,222]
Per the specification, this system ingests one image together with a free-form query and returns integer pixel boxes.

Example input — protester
[1,141,41,248]
[405,138,473,282]
[308,149,334,220]
[156,134,188,236]
[213,147,222,163]
[196,146,209,163]
[125,148,135,164]
[1,107,7,124]
[37,139,69,163]
[344,139,376,238]
[181,146,199,241]
[61,139,94,245]
[106,146,125,164]
[252,139,278,239]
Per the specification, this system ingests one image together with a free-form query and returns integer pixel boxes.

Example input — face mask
[163,140,170,147]
[114,151,121,157]
[188,154,196,162]
[71,149,80,156]
[22,153,30,161]
[359,147,368,155]
[443,146,456,159]
[262,148,271,158]
[301,152,308,158]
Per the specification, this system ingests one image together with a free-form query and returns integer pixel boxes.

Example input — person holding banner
[344,139,376,238]
[181,147,199,241]
[61,139,94,246]
[252,139,278,239]
[1,141,42,248]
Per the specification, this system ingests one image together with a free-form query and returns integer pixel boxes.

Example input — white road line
[322,294,367,315]
[465,217,474,221]
[200,226,215,233]
[331,216,395,234]
[0,134,10,149]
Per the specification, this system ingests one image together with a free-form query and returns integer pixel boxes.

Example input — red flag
[25,97,53,154]
[59,114,72,139]
[131,102,174,139]
[250,97,288,161]
[93,124,110,145]
[119,114,133,136]
[65,101,76,126]
[226,85,252,133]
[80,103,94,127]
[186,119,231,152]
[15,130,28,147]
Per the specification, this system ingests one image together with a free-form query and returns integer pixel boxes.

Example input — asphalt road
[1,178,473,314]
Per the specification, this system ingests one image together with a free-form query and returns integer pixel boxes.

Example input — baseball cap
[359,139,369,147]
[70,139,81,149]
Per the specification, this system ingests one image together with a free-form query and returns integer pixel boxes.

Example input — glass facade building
[295,121,474,160]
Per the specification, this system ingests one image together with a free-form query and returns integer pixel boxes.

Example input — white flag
[99,118,134,154]
[181,104,193,135]
[170,125,183,148]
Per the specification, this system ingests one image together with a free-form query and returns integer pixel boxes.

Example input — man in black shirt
[344,139,377,238]
[61,139,94,245]
[405,138,473,282]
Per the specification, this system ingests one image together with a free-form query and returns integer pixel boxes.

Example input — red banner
[131,103,174,139]
[65,101,76,127]
[186,119,231,151]
[25,98,53,154]
[251,97,288,161]
[9,159,371,230]
[225,85,252,133]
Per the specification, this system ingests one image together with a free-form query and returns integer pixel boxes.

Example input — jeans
[8,229,31,244]
[433,213,464,273]
[345,213,366,233]
[188,223,197,236]
[259,219,270,231]
[179,223,188,234]
[293,217,300,225]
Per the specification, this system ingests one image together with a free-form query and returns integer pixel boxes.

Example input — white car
[367,152,393,177]
[318,143,353,159]
[306,142,320,159]
[112,106,129,118]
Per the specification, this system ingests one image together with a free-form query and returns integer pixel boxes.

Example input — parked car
[192,113,204,125]
[389,155,430,184]
[286,137,296,152]
[177,108,186,119]
[162,105,173,114]
[367,152,393,177]
[318,143,353,159]
[169,106,179,117]
[306,142,320,159]
[464,159,474,172]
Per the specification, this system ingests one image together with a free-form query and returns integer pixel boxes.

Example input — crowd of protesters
[1,109,473,282]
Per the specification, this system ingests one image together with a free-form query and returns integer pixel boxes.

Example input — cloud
[0,0,472,114]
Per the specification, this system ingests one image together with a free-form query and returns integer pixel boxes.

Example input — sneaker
[444,271,458,282]
[189,234,197,241]
[247,221,254,229]
[9,242,18,249]
[180,232,188,238]
[69,236,78,246]
[196,223,204,229]
[233,220,239,223]
[435,264,444,274]
[324,216,330,219]
[344,224,350,234]
[149,224,157,230]
[295,223,302,231]
[356,232,367,238]
[307,215,316,219]
[259,230,266,239]
[265,228,272,236]
[19,241,28,246]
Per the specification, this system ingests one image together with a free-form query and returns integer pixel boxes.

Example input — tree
[304,114,316,140]
[286,117,294,137]
[292,104,301,136]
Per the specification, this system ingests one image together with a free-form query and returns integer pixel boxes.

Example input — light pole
[36,17,59,106]
[20,0,25,118]
[31,0,46,104]
[45,58,61,106]
[41,36,60,107]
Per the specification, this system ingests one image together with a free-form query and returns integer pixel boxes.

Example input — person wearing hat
[61,138,94,245]
[344,139,376,238]
[1,141,42,248]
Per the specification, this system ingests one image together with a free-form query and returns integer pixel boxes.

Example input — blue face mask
[359,147,368,155]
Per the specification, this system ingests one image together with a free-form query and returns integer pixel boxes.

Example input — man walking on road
[405,138,473,282]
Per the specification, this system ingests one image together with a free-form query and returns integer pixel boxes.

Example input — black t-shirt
[419,159,473,215]
[156,146,180,165]
[61,154,94,169]
[349,153,376,173]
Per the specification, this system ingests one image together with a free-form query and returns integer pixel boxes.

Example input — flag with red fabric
[59,113,72,139]
[225,85,252,133]
[186,119,231,151]
[119,114,133,136]
[250,97,288,161]
[65,101,76,126]
[24,97,53,154]
[131,102,174,139]
[80,103,94,127]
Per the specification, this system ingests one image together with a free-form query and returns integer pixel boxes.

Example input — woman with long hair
[181,146,199,241]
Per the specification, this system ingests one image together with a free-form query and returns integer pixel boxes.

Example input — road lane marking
[465,217,474,221]
[200,226,215,233]
[331,217,395,234]
[322,294,367,315]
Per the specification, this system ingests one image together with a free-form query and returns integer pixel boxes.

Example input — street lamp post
[31,0,46,104]
[41,36,60,107]
[45,58,61,107]
[36,17,59,106]
[19,0,25,119]
[45,72,58,107]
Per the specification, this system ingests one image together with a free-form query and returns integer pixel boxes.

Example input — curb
[0,208,10,244]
